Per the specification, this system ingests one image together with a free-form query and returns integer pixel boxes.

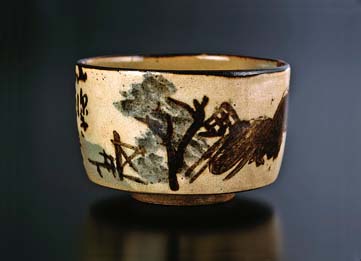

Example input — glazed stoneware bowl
[75,54,290,205]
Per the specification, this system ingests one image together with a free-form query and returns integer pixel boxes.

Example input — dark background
[3,0,361,260]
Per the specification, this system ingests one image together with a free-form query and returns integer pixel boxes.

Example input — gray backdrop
[3,0,361,260]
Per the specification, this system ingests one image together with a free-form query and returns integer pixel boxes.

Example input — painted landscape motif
[85,73,287,191]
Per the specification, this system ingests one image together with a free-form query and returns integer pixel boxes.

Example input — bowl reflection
[82,195,282,261]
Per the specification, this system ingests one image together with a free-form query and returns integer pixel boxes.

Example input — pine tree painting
[114,73,210,191]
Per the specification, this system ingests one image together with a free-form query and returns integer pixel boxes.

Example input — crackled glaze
[76,54,290,199]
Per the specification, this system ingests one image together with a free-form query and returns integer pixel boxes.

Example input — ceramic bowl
[76,54,290,205]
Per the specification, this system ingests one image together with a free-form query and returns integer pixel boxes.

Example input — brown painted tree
[114,73,209,190]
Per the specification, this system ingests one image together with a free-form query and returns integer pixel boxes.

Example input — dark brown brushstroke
[112,131,124,180]
[186,136,226,183]
[168,96,208,190]
[136,96,208,191]
[88,131,147,185]
[188,94,288,183]
[76,65,87,83]
[79,88,89,133]
[88,150,116,178]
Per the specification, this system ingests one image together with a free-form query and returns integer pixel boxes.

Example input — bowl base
[131,193,235,206]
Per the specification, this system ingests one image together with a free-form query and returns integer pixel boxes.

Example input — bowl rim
[76,53,290,77]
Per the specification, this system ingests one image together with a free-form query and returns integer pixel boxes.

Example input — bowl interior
[78,54,286,72]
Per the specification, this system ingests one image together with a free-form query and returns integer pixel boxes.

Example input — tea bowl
[75,54,290,205]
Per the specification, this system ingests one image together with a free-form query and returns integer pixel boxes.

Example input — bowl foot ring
[131,192,235,206]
